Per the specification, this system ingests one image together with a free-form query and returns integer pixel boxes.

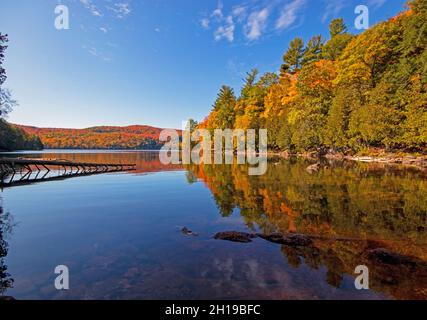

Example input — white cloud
[244,7,269,41]
[232,5,247,23]
[212,2,224,20]
[200,18,210,29]
[205,2,237,42]
[201,0,308,43]
[110,2,132,19]
[86,46,99,57]
[99,27,108,33]
[276,0,306,30]
[214,15,235,42]
[80,1,132,19]
[80,0,102,17]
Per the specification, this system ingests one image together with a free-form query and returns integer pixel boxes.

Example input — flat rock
[257,233,313,247]
[214,231,257,243]
[366,248,425,268]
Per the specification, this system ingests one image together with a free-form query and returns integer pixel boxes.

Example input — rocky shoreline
[268,150,427,170]
[342,154,427,168]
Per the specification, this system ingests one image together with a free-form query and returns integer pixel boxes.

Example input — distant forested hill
[17,124,172,150]
[0,120,43,151]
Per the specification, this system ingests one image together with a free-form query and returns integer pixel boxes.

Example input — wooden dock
[0,158,136,187]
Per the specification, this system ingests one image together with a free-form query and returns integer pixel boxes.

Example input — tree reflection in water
[0,198,13,295]
[186,159,427,299]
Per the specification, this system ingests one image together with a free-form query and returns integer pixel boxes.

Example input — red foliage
[17,125,179,149]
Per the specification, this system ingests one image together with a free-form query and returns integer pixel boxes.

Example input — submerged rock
[366,248,425,268]
[181,227,198,236]
[257,233,313,247]
[214,231,257,243]
[214,231,313,246]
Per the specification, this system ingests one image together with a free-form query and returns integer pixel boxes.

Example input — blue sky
[0,0,408,129]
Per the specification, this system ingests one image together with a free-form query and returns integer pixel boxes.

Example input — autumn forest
[200,0,426,154]
[0,0,426,302]
[0,1,426,154]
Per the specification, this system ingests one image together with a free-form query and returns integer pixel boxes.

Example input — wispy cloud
[214,15,235,42]
[244,7,269,41]
[322,0,347,23]
[79,1,133,19]
[200,0,307,43]
[232,5,247,23]
[227,59,247,79]
[212,2,224,20]
[368,0,387,8]
[83,45,113,62]
[276,0,306,30]
[80,0,102,17]
[108,2,132,19]
[77,1,133,62]
[200,18,210,29]
[201,2,236,42]
[87,46,99,57]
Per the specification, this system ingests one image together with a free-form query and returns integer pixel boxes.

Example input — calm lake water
[0,151,426,300]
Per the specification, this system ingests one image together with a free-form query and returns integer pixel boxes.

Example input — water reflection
[186,159,427,299]
[0,199,13,295]
[0,151,182,176]
[0,151,182,188]
[0,151,425,300]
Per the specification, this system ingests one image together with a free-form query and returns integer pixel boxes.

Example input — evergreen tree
[212,85,236,129]
[323,19,353,61]
[240,69,259,102]
[329,18,347,37]
[283,38,304,74]
[302,35,323,66]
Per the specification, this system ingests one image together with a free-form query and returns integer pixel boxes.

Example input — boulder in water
[181,227,198,236]
[257,233,313,247]
[366,248,425,268]
[214,231,257,243]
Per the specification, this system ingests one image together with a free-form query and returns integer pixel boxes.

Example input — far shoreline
[0,148,164,153]
[1,148,426,170]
